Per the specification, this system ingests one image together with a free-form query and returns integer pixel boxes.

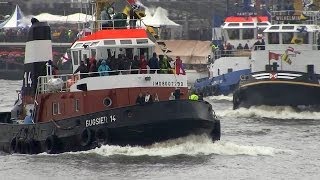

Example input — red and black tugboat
[0,0,220,154]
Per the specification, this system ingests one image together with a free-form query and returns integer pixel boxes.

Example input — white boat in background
[233,10,320,109]
[193,14,271,96]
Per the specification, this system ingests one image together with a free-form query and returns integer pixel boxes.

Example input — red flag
[269,52,281,61]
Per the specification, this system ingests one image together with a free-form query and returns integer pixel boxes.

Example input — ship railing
[211,49,251,61]
[89,19,145,32]
[36,68,181,94]
[253,44,320,51]
[271,10,320,25]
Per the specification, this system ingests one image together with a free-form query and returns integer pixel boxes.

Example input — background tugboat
[233,7,320,109]
[0,0,220,154]
[193,0,271,97]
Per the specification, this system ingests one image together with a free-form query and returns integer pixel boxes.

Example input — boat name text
[85,115,116,127]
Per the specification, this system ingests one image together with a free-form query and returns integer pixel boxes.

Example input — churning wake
[207,95,233,101]
[216,105,320,120]
[68,135,289,157]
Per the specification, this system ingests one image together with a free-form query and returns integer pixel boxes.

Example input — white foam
[207,95,233,101]
[70,135,288,157]
[217,106,320,120]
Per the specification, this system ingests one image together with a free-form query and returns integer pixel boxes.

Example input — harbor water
[0,80,319,180]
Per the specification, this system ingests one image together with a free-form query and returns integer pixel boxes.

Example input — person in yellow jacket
[189,93,199,101]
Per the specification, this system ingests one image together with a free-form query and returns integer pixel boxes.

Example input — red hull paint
[36,87,188,123]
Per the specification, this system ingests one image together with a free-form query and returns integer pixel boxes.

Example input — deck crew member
[74,60,89,79]
[24,109,33,124]
[189,92,199,101]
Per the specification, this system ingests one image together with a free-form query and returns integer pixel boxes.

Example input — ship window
[243,29,254,39]
[228,68,233,73]
[136,39,149,44]
[90,41,99,47]
[268,33,279,44]
[243,23,254,26]
[74,43,83,48]
[120,40,132,44]
[282,32,294,44]
[296,33,309,44]
[72,51,79,65]
[103,97,112,107]
[52,102,60,115]
[75,99,80,112]
[282,26,294,30]
[257,23,269,26]
[228,23,239,27]
[91,49,96,58]
[269,26,280,30]
[138,48,149,60]
[227,29,240,40]
[125,48,134,59]
[218,69,220,75]
[104,40,116,45]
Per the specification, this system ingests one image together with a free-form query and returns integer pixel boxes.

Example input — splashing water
[207,95,233,101]
[68,135,290,157]
[216,105,320,120]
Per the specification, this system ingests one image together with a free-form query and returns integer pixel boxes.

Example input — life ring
[9,137,17,153]
[45,135,59,154]
[240,75,245,81]
[95,128,109,145]
[80,128,94,147]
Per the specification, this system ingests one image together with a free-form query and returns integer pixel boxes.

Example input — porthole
[103,97,112,107]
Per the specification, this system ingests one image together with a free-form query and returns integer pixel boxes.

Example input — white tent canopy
[65,13,94,23]
[20,13,94,25]
[0,5,25,28]
[34,13,67,23]
[142,7,180,27]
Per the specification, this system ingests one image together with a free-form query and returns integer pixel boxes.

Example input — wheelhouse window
[120,40,132,44]
[227,29,240,40]
[282,32,294,44]
[52,102,60,115]
[297,33,309,44]
[243,29,254,39]
[136,39,149,44]
[91,49,96,57]
[138,48,149,59]
[75,99,80,112]
[268,33,279,44]
[72,51,79,65]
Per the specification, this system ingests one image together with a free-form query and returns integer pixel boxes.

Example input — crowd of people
[73,52,186,78]
[0,26,80,43]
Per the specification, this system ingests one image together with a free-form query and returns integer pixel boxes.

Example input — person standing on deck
[148,52,159,74]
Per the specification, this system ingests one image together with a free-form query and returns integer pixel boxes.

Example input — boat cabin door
[72,49,89,73]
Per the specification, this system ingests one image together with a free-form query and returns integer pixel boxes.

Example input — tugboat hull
[0,100,220,154]
[233,80,320,109]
